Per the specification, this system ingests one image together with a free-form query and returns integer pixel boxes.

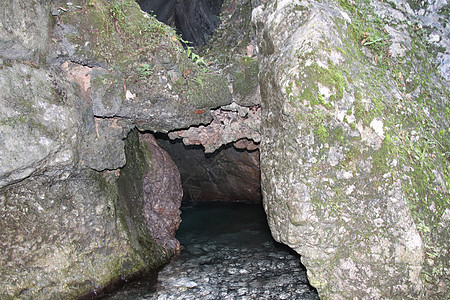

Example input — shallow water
[103,202,319,299]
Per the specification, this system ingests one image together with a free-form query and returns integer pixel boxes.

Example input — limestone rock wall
[254,0,449,298]
[0,0,233,298]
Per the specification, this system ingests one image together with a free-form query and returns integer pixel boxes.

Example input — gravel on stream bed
[104,203,319,300]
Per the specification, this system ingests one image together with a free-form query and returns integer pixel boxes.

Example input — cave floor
[104,202,319,299]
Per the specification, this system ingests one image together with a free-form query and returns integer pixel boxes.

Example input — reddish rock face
[141,134,183,254]
[156,136,261,203]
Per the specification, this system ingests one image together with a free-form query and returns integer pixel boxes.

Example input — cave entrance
[155,133,261,204]
[137,0,225,46]
[147,134,320,299]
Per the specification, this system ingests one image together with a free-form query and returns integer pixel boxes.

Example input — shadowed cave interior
[137,0,225,46]
[101,133,320,299]
[155,133,262,204]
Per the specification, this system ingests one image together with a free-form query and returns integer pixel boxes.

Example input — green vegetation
[315,125,330,144]
[287,59,347,112]
[371,134,394,175]
[232,56,259,98]
[185,45,208,66]
[335,0,449,294]
[0,115,27,126]
[57,0,180,70]
[136,63,153,79]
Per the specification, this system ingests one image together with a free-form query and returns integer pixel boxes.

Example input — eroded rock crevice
[137,0,225,46]
[157,134,261,203]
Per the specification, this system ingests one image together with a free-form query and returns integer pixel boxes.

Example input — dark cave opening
[137,0,225,46]
[100,132,319,298]
[155,133,261,204]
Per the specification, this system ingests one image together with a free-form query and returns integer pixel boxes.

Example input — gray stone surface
[0,168,168,299]
[0,0,51,61]
[0,62,82,188]
[254,0,448,298]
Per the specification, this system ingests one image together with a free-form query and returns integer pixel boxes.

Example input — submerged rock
[103,203,319,300]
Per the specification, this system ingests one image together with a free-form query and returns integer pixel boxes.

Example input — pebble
[104,204,319,300]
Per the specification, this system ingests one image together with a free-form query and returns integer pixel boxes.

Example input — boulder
[141,133,183,253]
[253,0,449,298]
[0,0,230,298]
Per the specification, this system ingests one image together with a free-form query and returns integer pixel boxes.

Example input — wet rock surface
[141,134,183,253]
[157,136,261,203]
[104,203,319,300]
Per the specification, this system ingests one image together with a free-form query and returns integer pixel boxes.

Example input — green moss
[232,57,259,98]
[406,0,425,10]
[315,125,330,144]
[286,81,293,94]
[371,134,394,175]
[334,127,344,142]
[186,72,232,108]
[338,0,358,13]
[301,88,316,106]
[343,146,362,164]
[317,93,333,110]
[372,97,385,115]
[314,61,348,100]
[353,95,366,123]
[333,0,449,294]
[297,60,348,110]
[336,46,347,56]
[339,0,390,65]
[0,115,27,126]
[58,0,179,70]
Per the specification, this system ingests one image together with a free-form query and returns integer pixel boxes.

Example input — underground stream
[103,202,319,299]
[100,134,319,299]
